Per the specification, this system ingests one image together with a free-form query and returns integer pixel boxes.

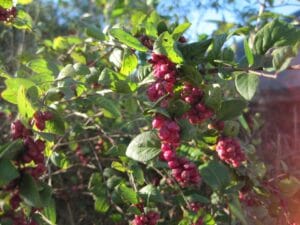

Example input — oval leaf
[126,131,160,162]
[199,160,231,190]
[217,99,247,120]
[110,28,148,52]
[235,73,259,100]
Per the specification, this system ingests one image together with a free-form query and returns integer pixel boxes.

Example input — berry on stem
[216,137,246,167]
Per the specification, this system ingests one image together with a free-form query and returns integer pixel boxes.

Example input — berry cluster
[147,54,201,187]
[188,202,202,213]
[132,211,160,225]
[31,111,53,131]
[178,36,188,43]
[238,189,259,207]
[75,145,89,165]
[2,119,48,224]
[153,115,201,187]
[21,137,46,178]
[187,202,204,225]
[192,218,203,225]
[208,120,225,131]
[216,137,246,168]
[139,35,154,50]
[147,54,176,107]
[95,138,104,152]
[11,120,32,140]
[181,83,213,124]
[11,120,47,178]
[1,212,39,225]
[152,115,180,146]
[10,191,21,210]
[0,6,17,22]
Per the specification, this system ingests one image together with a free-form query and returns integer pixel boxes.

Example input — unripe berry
[223,121,240,137]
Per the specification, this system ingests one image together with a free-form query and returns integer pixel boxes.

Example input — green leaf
[30,73,55,91]
[85,25,106,40]
[52,36,69,51]
[201,129,219,145]
[172,22,191,40]
[88,173,110,213]
[243,39,254,66]
[94,196,110,213]
[88,173,103,194]
[44,110,65,135]
[278,176,300,197]
[130,164,145,185]
[57,64,76,80]
[13,10,32,30]
[42,198,56,225]
[39,183,53,206]
[126,131,160,162]
[106,176,123,190]
[0,140,24,160]
[0,0,13,9]
[97,97,121,119]
[99,68,137,93]
[153,31,184,64]
[253,19,300,55]
[0,160,19,187]
[139,184,164,203]
[207,34,227,61]
[168,99,190,117]
[204,85,222,111]
[115,183,138,204]
[50,152,70,169]
[17,85,38,122]
[120,50,138,75]
[178,39,212,65]
[27,58,59,76]
[111,161,127,173]
[228,195,248,225]
[74,63,90,76]
[1,78,35,104]
[186,194,210,204]
[217,99,247,120]
[178,64,203,85]
[199,160,231,190]
[178,119,197,141]
[235,73,259,100]
[18,0,32,4]
[20,174,43,207]
[70,52,86,64]
[272,46,297,72]
[110,28,148,52]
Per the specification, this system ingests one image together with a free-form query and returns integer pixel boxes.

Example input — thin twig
[248,69,278,78]
[200,67,280,79]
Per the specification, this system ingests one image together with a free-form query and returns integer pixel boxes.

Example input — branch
[200,67,279,79]
[288,64,300,70]
[248,69,278,78]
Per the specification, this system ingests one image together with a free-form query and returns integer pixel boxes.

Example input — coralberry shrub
[0,1,300,225]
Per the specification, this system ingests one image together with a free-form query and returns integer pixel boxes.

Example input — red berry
[42,111,53,120]
[10,193,21,210]
[163,150,176,161]
[216,137,246,167]
[35,120,45,131]
[11,120,29,139]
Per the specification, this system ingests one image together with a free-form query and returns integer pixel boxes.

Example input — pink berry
[216,137,246,167]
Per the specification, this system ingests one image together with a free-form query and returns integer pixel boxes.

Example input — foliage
[0,0,299,225]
